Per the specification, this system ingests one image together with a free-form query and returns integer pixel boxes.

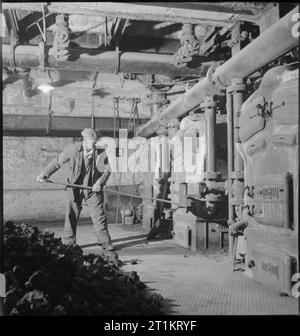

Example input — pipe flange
[167,118,180,129]
[157,128,168,136]
[200,99,216,109]
[205,193,220,203]
[18,67,30,77]
[227,83,246,94]
[206,61,226,91]
[230,171,244,180]
[213,73,229,91]
[145,96,170,107]
[157,117,168,136]
[204,171,218,180]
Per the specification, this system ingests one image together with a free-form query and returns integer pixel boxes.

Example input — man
[37,128,115,254]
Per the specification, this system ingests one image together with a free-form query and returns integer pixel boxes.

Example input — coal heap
[3,221,164,315]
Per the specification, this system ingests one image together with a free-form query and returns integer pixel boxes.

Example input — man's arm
[37,144,73,183]
[92,149,111,192]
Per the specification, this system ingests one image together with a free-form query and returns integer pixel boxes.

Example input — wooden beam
[136,2,267,16]
[2,2,259,25]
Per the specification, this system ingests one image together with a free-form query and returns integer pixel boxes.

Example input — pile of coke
[3,221,164,315]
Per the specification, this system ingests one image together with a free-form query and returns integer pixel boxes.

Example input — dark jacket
[43,141,111,188]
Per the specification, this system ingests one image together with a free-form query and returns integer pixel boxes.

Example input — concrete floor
[37,220,299,315]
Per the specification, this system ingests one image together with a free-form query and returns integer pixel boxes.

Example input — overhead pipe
[1,44,214,77]
[137,6,299,137]
[3,114,149,137]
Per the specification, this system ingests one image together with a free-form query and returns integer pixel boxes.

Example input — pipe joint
[167,118,180,129]
[227,82,246,94]
[230,171,244,180]
[157,118,168,136]
[204,172,219,180]
[201,100,216,109]
[206,61,226,91]
[229,220,248,236]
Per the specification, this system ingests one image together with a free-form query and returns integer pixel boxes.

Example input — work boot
[98,247,121,267]
[107,250,122,267]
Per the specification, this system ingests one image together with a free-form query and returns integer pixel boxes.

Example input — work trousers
[63,191,111,246]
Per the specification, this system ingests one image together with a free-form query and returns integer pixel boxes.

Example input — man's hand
[37,174,47,184]
[92,180,103,193]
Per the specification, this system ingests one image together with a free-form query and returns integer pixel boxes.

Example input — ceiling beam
[135,2,268,16]
[3,114,150,137]
[2,2,259,25]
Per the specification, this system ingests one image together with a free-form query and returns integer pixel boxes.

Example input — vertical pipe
[205,97,216,173]
[226,90,234,175]
[229,78,245,259]
[226,89,234,256]
[232,78,244,172]
[0,220,4,315]
[161,134,169,173]
[204,221,209,251]
[0,150,4,315]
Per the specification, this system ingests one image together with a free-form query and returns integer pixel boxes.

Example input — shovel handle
[45,179,93,190]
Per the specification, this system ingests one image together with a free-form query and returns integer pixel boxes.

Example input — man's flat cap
[81,128,101,140]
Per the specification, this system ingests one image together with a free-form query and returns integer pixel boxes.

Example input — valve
[172,24,200,68]
[53,14,71,61]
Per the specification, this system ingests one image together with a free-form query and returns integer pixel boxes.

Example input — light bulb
[37,84,54,93]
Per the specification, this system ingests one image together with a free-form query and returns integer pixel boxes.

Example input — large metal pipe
[226,89,234,256]
[203,96,216,173]
[1,44,213,77]
[231,78,245,172]
[226,90,234,175]
[137,6,299,137]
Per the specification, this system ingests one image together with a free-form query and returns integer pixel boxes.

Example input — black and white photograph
[1,1,299,320]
